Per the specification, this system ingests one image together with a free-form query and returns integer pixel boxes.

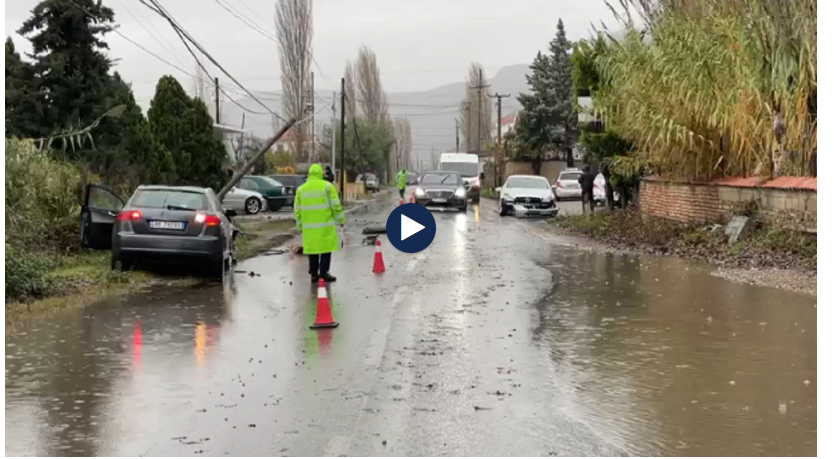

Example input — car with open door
[81,184,238,279]
[81,184,126,250]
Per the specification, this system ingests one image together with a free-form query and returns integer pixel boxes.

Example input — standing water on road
[533,250,816,456]
[4,204,816,456]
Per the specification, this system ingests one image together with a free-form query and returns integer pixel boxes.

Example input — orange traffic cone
[409,193,414,204]
[372,239,386,273]
[399,197,404,206]
[310,279,339,329]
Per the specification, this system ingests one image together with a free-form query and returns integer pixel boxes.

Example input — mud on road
[5,192,816,456]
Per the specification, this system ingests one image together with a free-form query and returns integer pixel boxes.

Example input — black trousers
[398,188,405,198]
[308,253,332,276]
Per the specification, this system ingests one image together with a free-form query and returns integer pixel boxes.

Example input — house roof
[500,114,517,126]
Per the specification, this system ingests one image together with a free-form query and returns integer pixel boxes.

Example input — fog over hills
[222,64,531,168]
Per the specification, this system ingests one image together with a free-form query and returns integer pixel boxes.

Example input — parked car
[222,186,267,215]
[80,184,237,278]
[237,175,288,211]
[498,175,559,217]
[413,171,467,212]
[592,173,621,207]
[270,174,307,205]
[363,174,380,192]
[553,168,583,201]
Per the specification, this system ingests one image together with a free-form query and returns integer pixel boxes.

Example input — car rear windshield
[506,177,550,189]
[255,176,283,187]
[440,162,479,177]
[560,172,582,181]
[131,190,209,210]
[421,173,461,185]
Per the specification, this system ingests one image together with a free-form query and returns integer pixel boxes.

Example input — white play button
[400,214,425,241]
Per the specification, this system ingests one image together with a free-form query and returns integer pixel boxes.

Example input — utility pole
[490,93,510,185]
[470,68,490,154]
[214,77,220,123]
[331,92,336,171]
[455,119,460,152]
[309,71,315,163]
[340,77,346,197]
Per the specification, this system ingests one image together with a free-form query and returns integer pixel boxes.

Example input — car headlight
[542,194,553,202]
[415,188,426,197]
[454,187,465,198]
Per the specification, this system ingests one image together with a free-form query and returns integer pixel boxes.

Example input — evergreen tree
[514,19,578,169]
[17,0,116,142]
[5,38,39,138]
[148,76,228,189]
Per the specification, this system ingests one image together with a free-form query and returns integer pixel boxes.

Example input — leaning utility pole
[490,93,510,186]
[340,77,346,197]
[214,77,220,123]
[470,68,490,154]
[218,118,298,200]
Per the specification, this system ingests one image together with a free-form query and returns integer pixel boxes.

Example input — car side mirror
[224,209,238,219]
[495,187,502,192]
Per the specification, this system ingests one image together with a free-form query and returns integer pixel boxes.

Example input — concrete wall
[640,177,817,232]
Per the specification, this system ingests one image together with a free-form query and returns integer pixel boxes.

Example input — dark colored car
[81,184,237,278]
[238,175,288,211]
[270,174,307,206]
[413,171,467,212]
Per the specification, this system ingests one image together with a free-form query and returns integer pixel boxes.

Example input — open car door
[81,184,125,249]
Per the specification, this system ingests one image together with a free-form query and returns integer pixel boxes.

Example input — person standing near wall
[580,165,596,214]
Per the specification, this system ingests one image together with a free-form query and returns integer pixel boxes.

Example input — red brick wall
[640,180,723,223]
[640,178,817,232]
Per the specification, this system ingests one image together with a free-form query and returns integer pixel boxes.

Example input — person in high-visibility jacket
[396,169,408,199]
[294,164,345,283]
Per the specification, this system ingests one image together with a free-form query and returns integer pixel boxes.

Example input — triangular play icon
[401,214,425,241]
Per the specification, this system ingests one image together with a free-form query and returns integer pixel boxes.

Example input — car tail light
[195,213,222,227]
[118,210,142,221]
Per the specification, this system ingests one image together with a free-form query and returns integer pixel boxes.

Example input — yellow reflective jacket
[294,164,345,254]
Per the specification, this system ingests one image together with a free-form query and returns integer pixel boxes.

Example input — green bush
[5,243,57,302]
[5,138,83,251]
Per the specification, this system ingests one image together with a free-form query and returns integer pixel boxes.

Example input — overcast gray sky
[5,0,615,107]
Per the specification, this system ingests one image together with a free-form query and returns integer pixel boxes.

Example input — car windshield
[131,190,208,210]
[560,172,582,181]
[505,177,550,189]
[440,162,479,177]
[420,173,461,185]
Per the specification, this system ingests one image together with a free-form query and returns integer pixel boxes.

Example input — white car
[222,186,267,215]
[553,168,583,201]
[497,175,559,217]
[592,173,620,206]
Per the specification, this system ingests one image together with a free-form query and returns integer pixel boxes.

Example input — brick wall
[640,177,817,232]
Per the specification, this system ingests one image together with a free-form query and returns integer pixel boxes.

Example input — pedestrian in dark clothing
[324,166,335,183]
[579,166,596,214]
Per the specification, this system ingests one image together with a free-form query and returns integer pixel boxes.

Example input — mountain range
[222,63,532,168]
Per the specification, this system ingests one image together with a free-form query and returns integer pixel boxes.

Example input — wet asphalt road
[5,192,816,456]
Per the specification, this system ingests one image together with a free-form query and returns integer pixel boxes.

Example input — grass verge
[234,218,299,260]
[549,209,816,272]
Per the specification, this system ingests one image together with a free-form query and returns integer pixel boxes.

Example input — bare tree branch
[344,61,357,119]
[274,0,312,161]
[355,45,388,125]
[460,62,491,152]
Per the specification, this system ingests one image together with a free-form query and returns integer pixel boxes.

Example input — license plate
[149,221,185,230]
[433,198,447,203]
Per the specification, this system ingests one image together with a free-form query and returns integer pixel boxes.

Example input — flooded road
[5,194,816,456]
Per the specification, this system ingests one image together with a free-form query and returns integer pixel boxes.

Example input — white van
[438,153,481,191]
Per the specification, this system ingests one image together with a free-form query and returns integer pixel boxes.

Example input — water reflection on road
[533,250,816,456]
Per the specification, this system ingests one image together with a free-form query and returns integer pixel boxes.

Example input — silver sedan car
[222,186,267,214]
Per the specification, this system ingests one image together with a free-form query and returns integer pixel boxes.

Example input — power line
[138,0,284,121]
[116,0,187,66]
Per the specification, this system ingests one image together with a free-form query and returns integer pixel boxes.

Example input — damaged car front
[498,175,559,217]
